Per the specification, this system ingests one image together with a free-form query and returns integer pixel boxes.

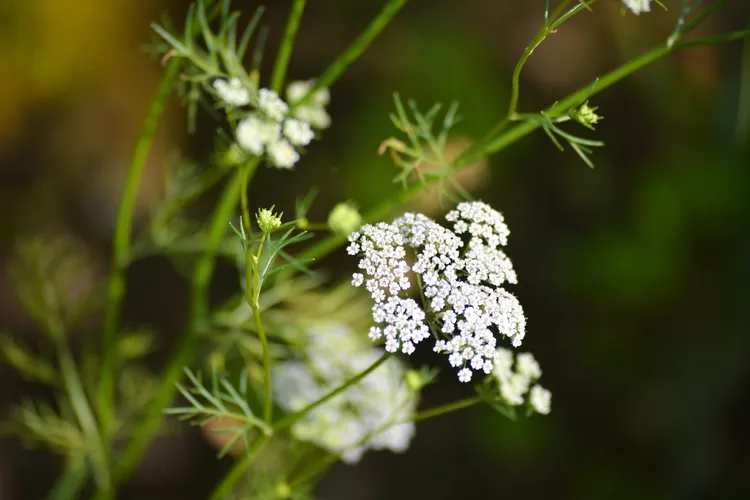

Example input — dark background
[1,1,749,498]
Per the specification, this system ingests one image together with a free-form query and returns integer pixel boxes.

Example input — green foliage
[165,368,271,458]
[380,93,467,202]
[151,0,266,131]
[0,334,58,386]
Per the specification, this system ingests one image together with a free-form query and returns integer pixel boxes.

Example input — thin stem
[246,231,272,424]
[209,434,270,500]
[270,0,306,93]
[274,352,392,432]
[98,59,181,448]
[115,160,259,483]
[253,307,272,424]
[292,0,408,109]
[407,395,481,424]
[470,0,594,164]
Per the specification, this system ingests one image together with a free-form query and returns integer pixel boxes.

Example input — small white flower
[287,79,330,107]
[295,105,332,130]
[286,80,311,103]
[283,118,315,147]
[235,115,265,155]
[352,273,364,287]
[530,385,551,415]
[287,79,332,130]
[458,368,472,383]
[516,352,542,379]
[258,88,289,122]
[622,0,651,15]
[235,114,283,156]
[213,77,250,107]
[267,139,300,169]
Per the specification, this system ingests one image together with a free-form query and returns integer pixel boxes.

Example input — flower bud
[328,202,362,236]
[256,207,282,233]
[569,102,602,129]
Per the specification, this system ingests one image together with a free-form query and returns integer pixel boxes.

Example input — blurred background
[1,0,749,498]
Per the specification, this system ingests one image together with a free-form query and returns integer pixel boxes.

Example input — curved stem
[407,395,481,424]
[98,59,181,448]
[270,0,306,93]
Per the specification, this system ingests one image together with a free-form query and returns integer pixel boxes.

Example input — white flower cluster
[493,348,551,415]
[286,80,332,130]
[272,322,418,463]
[213,77,250,107]
[212,78,329,169]
[622,0,651,15]
[348,201,527,383]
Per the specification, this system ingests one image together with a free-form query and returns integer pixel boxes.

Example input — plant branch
[270,0,306,93]
[98,59,181,448]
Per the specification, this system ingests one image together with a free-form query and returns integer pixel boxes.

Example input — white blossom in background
[622,0,651,15]
[213,77,250,107]
[272,322,418,463]
[530,385,551,415]
[287,79,332,130]
[348,201,527,382]
[492,347,551,414]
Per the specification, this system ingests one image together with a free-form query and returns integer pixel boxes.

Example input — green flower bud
[570,102,602,130]
[256,207,282,233]
[405,370,424,391]
[328,202,362,236]
[275,482,292,499]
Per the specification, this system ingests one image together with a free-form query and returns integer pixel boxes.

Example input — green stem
[246,231,272,424]
[293,0,408,109]
[209,434,270,500]
[253,307,272,424]
[274,351,392,432]
[407,395,481,424]
[270,0,306,93]
[469,1,595,163]
[98,59,181,448]
[115,161,259,484]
